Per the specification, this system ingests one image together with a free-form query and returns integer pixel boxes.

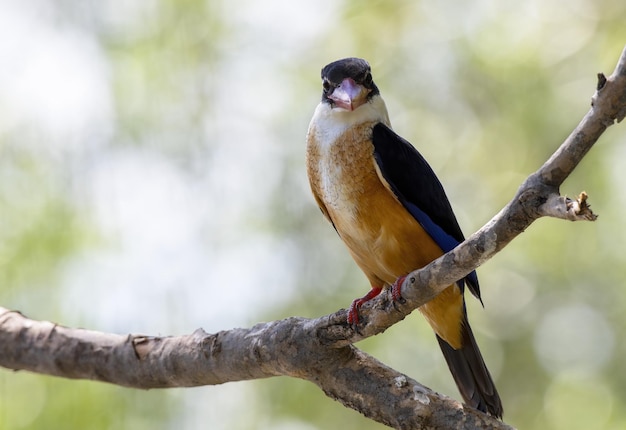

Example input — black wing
[372,123,480,300]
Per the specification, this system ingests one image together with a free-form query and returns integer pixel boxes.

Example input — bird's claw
[346,286,382,329]
[347,299,362,326]
[391,275,407,304]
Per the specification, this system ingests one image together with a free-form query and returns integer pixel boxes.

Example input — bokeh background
[1,0,626,429]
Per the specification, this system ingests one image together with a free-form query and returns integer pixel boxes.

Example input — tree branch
[2,46,626,429]
[0,307,512,429]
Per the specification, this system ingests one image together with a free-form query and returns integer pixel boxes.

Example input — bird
[305,57,503,418]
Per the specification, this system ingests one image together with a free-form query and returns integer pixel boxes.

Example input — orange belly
[330,164,463,348]
[307,121,464,348]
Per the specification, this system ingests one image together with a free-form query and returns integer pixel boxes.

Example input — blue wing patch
[403,200,460,254]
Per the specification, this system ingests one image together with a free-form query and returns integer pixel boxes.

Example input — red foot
[391,275,407,303]
[347,287,382,325]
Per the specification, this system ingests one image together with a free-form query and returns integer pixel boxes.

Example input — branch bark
[2,46,626,429]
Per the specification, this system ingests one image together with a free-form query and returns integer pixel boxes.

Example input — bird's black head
[320,57,379,111]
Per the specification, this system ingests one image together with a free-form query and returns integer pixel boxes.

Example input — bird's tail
[436,314,503,418]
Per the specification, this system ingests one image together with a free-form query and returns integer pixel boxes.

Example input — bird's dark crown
[320,57,379,97]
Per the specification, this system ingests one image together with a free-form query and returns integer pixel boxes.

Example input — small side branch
[538,192,598,221]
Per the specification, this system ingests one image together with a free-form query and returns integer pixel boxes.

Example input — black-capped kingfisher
[306,57,503,417]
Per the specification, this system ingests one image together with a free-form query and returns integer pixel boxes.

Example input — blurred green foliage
[2,1,626,429]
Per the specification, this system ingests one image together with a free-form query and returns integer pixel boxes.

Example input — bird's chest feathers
[310,121,379,218]
[306,100,404,252]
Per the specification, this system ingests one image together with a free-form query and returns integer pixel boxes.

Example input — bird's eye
[322,80,331,92]
[363,72,373,86]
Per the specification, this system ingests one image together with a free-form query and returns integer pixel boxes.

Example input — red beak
[329,78,368,111]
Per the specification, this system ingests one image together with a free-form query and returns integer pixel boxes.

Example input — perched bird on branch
[306,57,503,418]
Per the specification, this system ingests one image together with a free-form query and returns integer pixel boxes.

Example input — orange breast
[307,120,463,348]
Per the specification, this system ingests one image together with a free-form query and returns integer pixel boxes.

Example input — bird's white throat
[307,95,390,151]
